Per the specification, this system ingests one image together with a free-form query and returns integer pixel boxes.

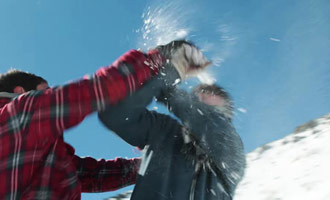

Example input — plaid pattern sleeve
[73,156,141,193]
[16,49,163,140]
[0,49,163,200]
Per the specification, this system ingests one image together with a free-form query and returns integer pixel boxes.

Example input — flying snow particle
[222,162,227,169]
[238,108,247,113]
[172,78,181,86]
[210,189,216,196]
[197,71,216,85]
[270,37,281,42]
[211,56,225,67]
[137,2,191,50]
[197,109,204,116]
[217,183,226,193]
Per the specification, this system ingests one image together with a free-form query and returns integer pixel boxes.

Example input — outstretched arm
[4,50,164,143]
[73,155,141,192]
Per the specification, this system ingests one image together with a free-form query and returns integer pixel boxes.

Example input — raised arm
[5,50,164,142]
[98,66,179,149]
[97,40,211,148]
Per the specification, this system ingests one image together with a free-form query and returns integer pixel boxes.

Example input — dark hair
[0,69,47,93]
[193,84,234,119]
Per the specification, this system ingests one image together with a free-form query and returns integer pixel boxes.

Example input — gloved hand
[155,40,211,80]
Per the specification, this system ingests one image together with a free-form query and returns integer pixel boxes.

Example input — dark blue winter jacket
[98,68,245,200]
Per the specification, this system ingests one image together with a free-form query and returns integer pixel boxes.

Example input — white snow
[237,108,247,113]
[176,29,188,38]
[137,3,191,49]
[172,78,181,86]
[270,37,281,42]
[107,191,132,200]
[235,114,330,200]
[197,108,204,116]
[197,71,216,85]
[135,2,241,93]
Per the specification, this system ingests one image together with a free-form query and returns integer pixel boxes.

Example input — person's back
[130,111,243,200]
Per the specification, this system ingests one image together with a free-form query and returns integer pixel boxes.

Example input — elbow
[97,111,125,131]
[98,112,112,127]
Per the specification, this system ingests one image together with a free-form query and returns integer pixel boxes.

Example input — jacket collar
[0,92,19,108]
[0,92,19,99]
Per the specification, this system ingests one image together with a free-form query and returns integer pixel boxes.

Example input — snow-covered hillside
[107,191,132,200]
[235,114,330,200]
[108,114,330,200]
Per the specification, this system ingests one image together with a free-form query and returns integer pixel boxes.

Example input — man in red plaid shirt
[0,40,210,200]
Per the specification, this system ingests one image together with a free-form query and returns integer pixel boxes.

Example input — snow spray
[135,0,237,85]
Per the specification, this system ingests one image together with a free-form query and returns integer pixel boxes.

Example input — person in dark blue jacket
[98,61,245,200]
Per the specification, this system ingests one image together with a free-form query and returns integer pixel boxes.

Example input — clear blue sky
[1,0,330,199]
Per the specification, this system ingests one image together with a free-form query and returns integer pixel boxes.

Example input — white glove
[156,40,211,80]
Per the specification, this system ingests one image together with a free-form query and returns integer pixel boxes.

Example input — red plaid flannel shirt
[0,49,164,200]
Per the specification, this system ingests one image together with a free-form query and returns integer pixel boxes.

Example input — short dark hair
[193,84,234,119]
[0,69,47,93]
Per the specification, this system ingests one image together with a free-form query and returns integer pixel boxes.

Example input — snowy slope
[107,191,132,200]
[235,114,330,200]
[107,114,330,200]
